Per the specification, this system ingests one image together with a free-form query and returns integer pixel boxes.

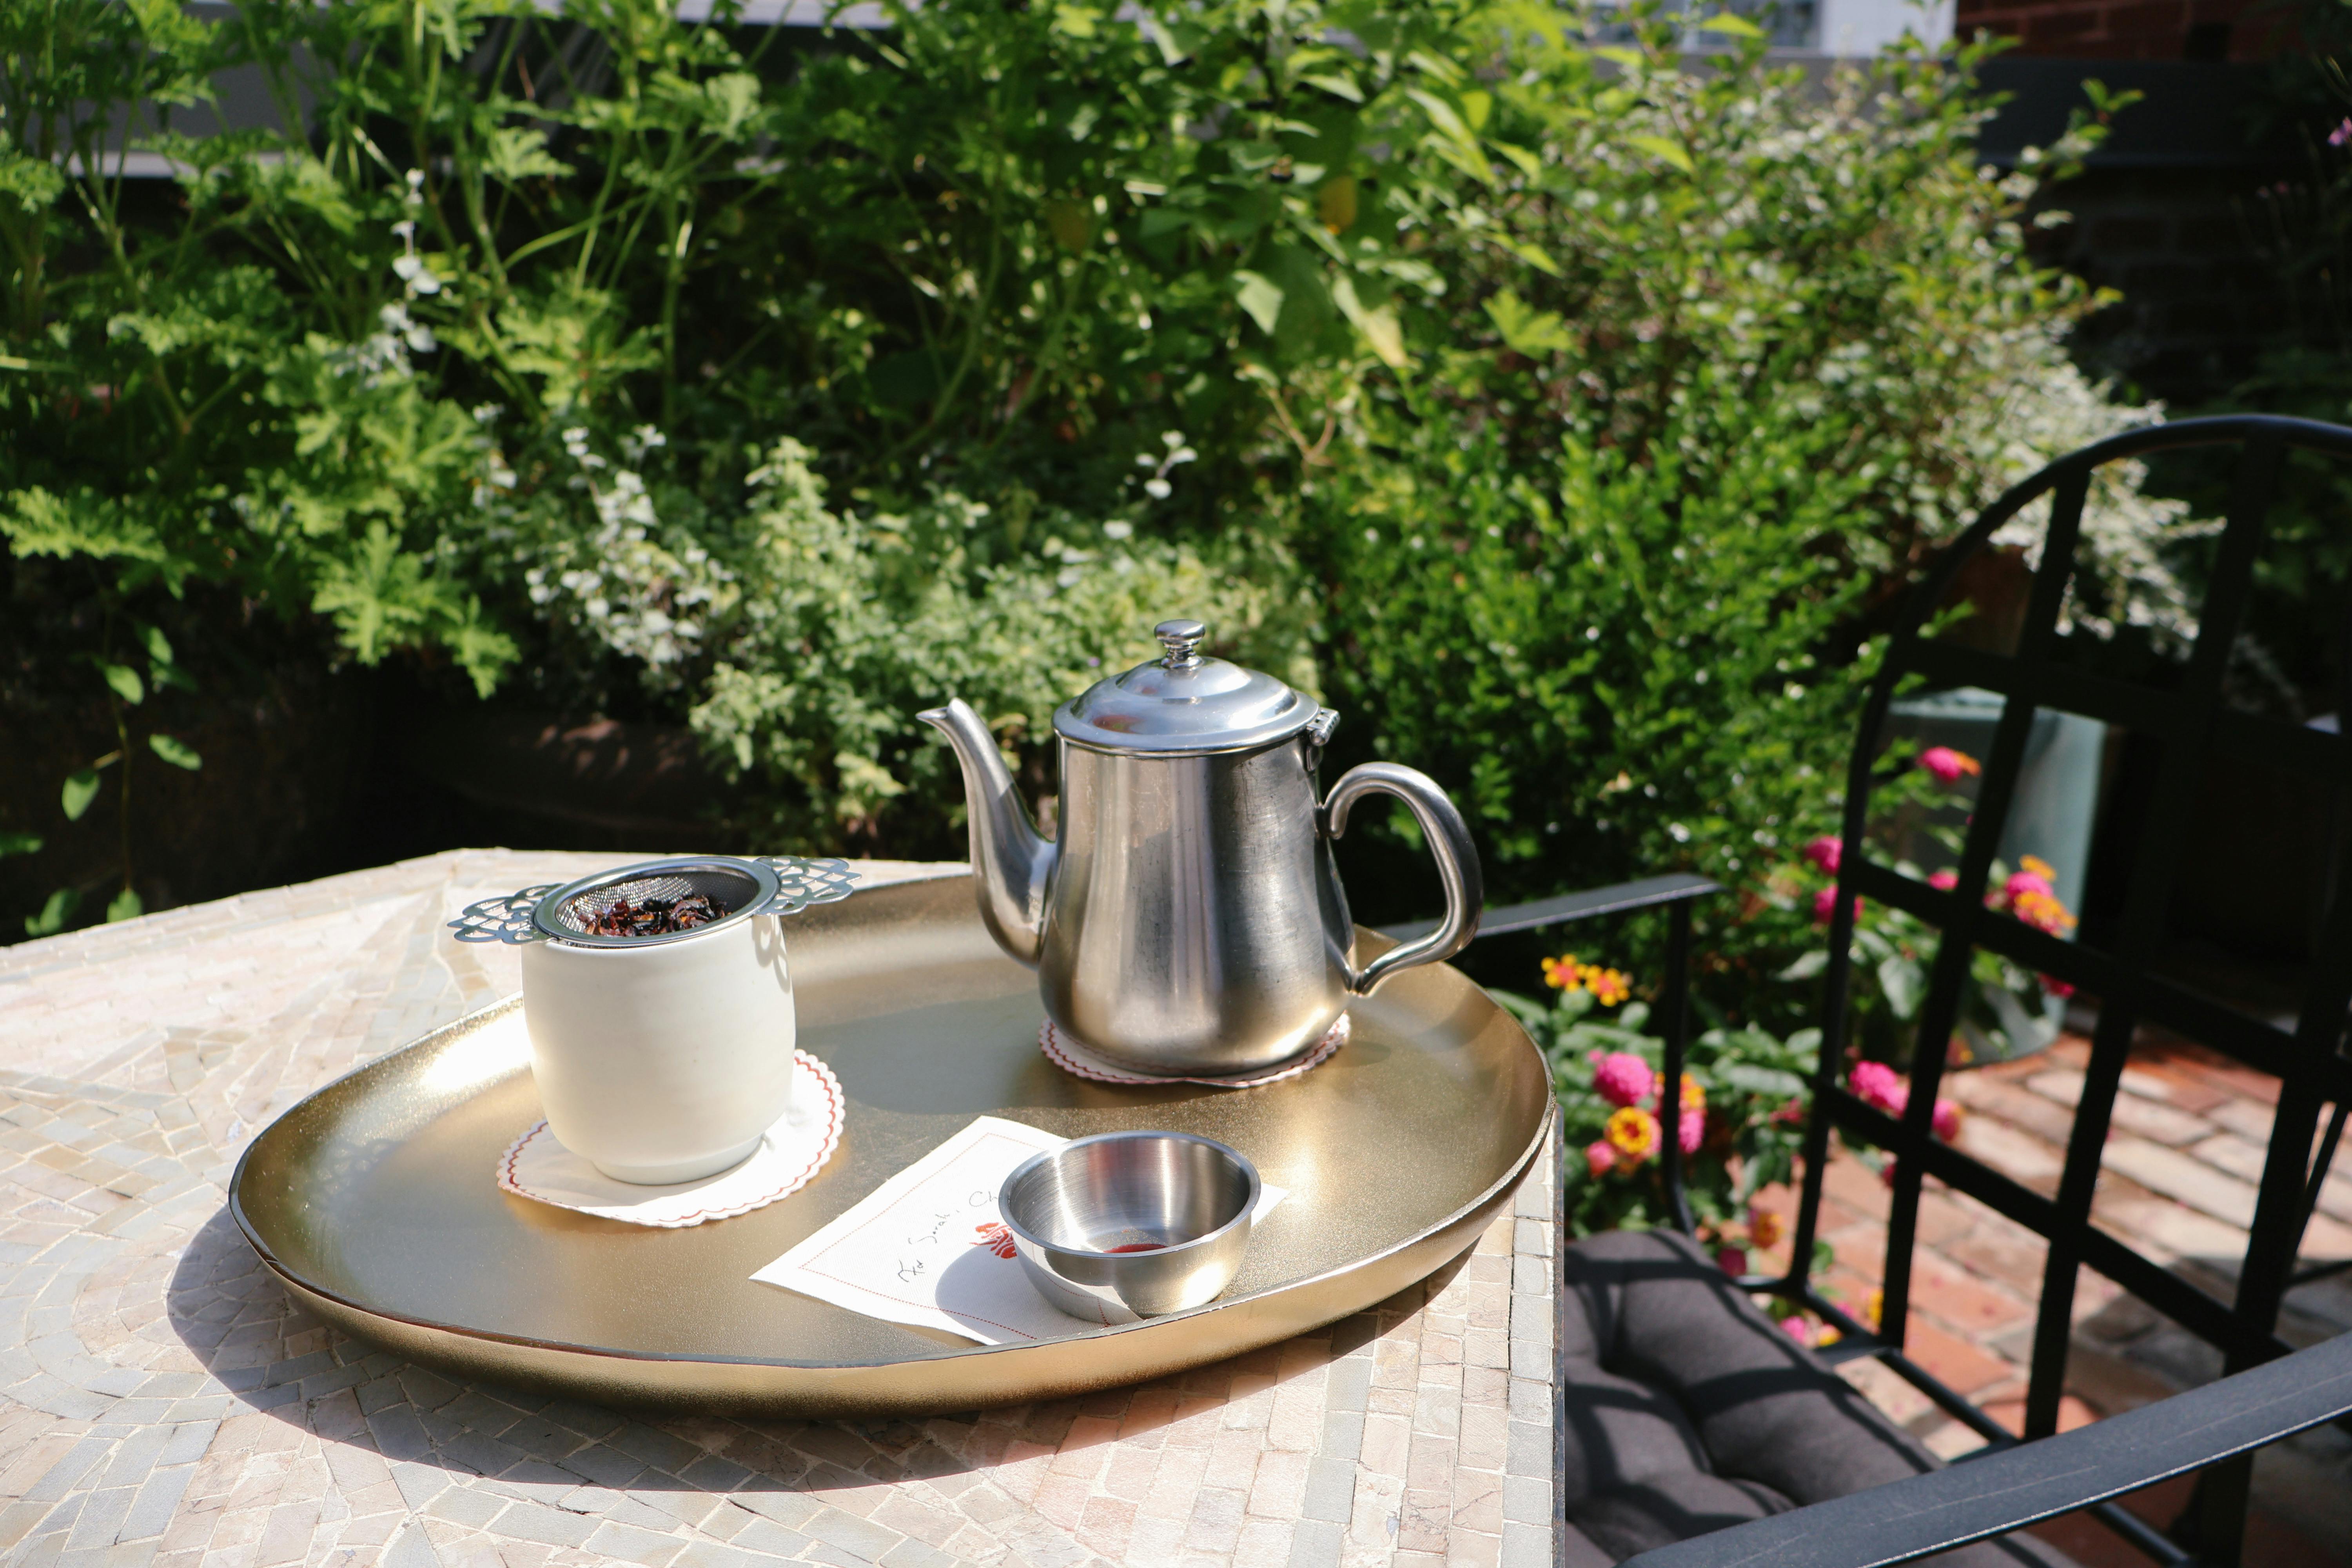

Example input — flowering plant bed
[1496,958,1815,1250]
[1504,950,1969,1303]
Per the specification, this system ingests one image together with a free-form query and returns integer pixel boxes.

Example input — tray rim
[230,877,1555,1414]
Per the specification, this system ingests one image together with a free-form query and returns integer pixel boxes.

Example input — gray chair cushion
[1561,1229,2077,1566]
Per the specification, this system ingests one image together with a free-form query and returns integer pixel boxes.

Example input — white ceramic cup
[521,911,795,1185]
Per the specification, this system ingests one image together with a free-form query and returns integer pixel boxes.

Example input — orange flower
[1542,955,1582,991]
[1604,1106,1661,1163]
[1585,966,1632,1006]
[1748,1207,1784,1250]
[2010,889,2076,934]
[2019,854,2057,882]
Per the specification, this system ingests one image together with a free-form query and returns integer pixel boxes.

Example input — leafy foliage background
[2,0,2192,1008]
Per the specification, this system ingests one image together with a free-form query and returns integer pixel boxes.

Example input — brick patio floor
[1748,1032,2352,1567]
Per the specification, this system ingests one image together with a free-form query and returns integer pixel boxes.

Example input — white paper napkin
[498,1047,844,1228]
[751,1115,1285,1343]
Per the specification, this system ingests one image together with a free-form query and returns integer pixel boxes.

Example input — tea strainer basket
[448,855,857,949]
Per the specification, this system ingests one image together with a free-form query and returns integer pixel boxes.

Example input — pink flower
[2040,974,2074,999]
[1675,1086,1712,1161]
[1927,869,1959,891]
[1932,1098,1962,1142]
[1584,1139,1618,1178]
[2003,870,2054,903]
[1803,835,1842,874]
[1715,1247,1748,1277]
[1920,746,1981,784]
[1780,1315,1815,1345]
[1850,1061,1907,1116]
[1812,887,1861,926]
[2332,117,2352,148]
[1594,1052,1655,1109]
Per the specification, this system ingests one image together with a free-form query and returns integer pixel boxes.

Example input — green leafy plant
[2,0,2203,953]
[1295,9,2195,1024]
[28,622,205,935]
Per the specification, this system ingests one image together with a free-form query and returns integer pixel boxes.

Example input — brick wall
[1976,60,2298,402]
[2033,167,2283,400]
[1955,0,2278,61]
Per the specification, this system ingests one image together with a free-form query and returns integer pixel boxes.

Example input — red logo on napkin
[973,1222,1018,1259]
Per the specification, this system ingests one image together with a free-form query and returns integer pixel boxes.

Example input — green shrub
[526,436,1317,843]
[1294,13,2202,1021]
[2,0,2201,966]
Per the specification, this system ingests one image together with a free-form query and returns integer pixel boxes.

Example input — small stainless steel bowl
[997,1132,1259,1321]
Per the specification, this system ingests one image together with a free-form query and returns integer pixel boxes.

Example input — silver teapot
[920,618,1481,1076]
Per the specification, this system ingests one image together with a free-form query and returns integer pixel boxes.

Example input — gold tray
[231,871,1554,1417]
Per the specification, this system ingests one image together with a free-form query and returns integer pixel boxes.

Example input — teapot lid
[1054,619,1327,755]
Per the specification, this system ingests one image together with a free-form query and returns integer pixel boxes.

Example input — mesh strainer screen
[553,866,760,938]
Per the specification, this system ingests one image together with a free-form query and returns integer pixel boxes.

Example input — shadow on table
[168,1199,1392,1506]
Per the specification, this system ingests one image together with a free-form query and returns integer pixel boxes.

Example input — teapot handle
[1323,764,1485,995]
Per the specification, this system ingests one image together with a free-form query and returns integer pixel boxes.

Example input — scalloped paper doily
[497,1052,843,1228]
[1039,1014,1348,1089]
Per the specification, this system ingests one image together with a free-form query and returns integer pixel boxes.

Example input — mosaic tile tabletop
[0,851,1560,1568]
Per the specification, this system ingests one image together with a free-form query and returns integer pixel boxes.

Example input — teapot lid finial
[1155,619,1208,670]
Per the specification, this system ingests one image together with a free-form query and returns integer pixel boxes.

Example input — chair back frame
[1771,416,2352,1565]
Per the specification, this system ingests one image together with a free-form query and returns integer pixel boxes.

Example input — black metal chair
[1392,417,2352,1567]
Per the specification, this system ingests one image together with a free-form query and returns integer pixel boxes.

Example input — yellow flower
[1678,1073,1706,1116]
[2012,889,2077,935]
[1586,966,1632,1006]
[1542,955,1583,991]
[2020,854,2056,882]
[1604,1106,1660,1163]
[1864,1288,1884,1328]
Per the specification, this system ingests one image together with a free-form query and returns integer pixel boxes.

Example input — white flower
[619,425,670,463]
[391,255,440,293]
[380,302,435,352]
[1102,520,1134,540]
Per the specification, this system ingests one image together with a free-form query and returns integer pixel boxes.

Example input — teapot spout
[917,697,1055,967]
